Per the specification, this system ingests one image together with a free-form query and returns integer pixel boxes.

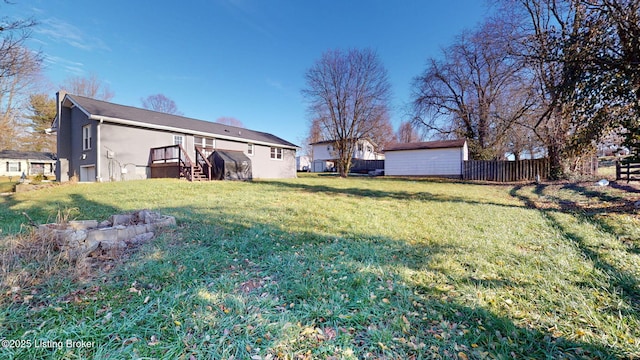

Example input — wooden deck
[149,144,212,181]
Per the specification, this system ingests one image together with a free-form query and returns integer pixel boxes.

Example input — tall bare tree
[61,74,114,100]
[412,20,536,160]
[396,121,423,144]
[495,0,640,177]
[141,93,181,115]
[0,2,41,150]
[302,48,391,177]
[0,46,41,151]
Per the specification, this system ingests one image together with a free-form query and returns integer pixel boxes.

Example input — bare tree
[215,117,245,128]
[141,93,182,115]
[412,20,536,160]
[0,2,41,150]
[61,74,114,100]
[0,3,38,81]
[302,117,325,158]
[367,109,395,151]
[302,48,391,177]
[0,46,41,151]
[396,121,423,144]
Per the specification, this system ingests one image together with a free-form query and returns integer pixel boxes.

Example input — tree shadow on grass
[1,191,633,359]
[510,185,640,317]
[257,179,524,210]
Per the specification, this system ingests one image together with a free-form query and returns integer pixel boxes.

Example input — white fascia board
[88,114,296,149]
[63,96,92,117]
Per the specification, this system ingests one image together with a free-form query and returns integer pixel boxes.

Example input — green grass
[0,180,16,193]
[1,177,639,359]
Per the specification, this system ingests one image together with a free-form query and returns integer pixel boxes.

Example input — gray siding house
[52,92,298,182]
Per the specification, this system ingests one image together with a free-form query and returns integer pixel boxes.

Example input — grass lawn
[0,178,17,193]
[1,177,639,359]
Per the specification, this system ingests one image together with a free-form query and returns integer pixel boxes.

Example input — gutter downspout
[96,117,103,182]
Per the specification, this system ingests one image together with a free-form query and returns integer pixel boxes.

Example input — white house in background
[0,150,56,178]
[296,155,311,171]
[309,139,384,172]
[384,139,468,177]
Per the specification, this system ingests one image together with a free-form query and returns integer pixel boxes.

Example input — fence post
[616,161,620,180]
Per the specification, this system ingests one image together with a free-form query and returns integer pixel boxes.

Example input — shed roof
[63,95,298,149]
[0,150,56,161]
[384,139,467,152]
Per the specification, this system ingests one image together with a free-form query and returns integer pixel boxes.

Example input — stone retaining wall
[38,210,176,262]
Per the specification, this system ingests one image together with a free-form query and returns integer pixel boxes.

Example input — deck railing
[195,146,213,180]
[149,144,195,180]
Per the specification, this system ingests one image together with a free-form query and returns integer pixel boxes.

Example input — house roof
[384,139,467,152]
[63,95,298,149]
[0,150,56,161]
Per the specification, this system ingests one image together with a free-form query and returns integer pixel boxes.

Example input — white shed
[384,139,468,177]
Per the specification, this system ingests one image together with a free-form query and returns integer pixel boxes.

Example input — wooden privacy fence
[463,159,550,182]
[616,161,640,182]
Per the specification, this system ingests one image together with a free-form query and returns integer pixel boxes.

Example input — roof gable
[64,95,298,149]
[384,139,467,152]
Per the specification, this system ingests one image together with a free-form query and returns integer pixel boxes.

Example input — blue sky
[7,0,491,146]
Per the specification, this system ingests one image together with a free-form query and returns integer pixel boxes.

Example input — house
[0,150,56,178]
[52,92,298,182]
[384,139,468,177]
[296,155,311,171]
[309,139,383,172]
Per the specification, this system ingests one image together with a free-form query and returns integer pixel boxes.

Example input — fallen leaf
[148,335,159,346]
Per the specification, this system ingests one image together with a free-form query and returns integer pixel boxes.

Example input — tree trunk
[547,144,564,180]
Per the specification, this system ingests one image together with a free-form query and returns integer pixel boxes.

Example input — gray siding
[99,124,296,180]
[100,123,181,181]
[251,146,296,179]
[57,100,297,181]
[57,107,98,181]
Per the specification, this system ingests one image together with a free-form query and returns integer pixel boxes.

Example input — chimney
[53,90,67,129]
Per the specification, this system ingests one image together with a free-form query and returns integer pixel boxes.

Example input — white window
[173,135,184,146]
[247,143,254,156]
[82,125,92,150]
[270,147,283,160]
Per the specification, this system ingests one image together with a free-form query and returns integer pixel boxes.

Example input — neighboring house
[384,139,468,177]
[0,150,56,178]
[296,155,311,171]
[52,92,298,182]
[309,139,383,172]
